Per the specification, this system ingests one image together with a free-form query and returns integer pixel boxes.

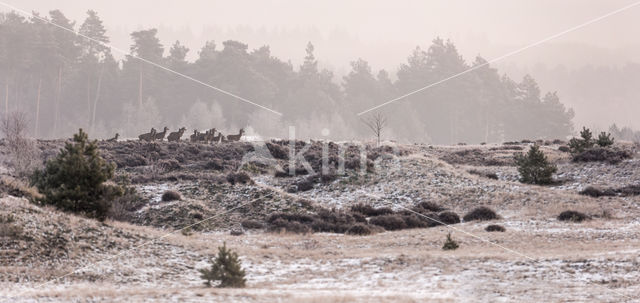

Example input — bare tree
[1,112,41,179]
[362,113,387,146]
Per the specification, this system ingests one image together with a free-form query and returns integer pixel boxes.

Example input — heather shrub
[350,203,393,217]
[463,207,499,222]
[161,190,181,202]
[345,224,375,236]
[199,243,246,288]
[226,172,252,185]
[558,210,589,222]
[485,224,506,232]
[438,211,461,225]
[572,147,632,164]
[369,214,407,230]
[415,201,445,212]
[241,219,264,229]
[515,145,557,185]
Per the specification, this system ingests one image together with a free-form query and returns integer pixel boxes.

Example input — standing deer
[212,132,223,143]
[107,133,119,142]
[167,127,186,142]
[138,128,156,142]
[204,128,217,143]
[190,130,200,142]
[226,128,245,142]
[154,127,169,141]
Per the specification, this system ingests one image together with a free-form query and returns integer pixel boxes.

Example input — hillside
[2,139,640,302]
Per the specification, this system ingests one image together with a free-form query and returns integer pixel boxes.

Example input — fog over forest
[1,1,640,143]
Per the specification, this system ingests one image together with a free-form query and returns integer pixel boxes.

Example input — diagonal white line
[357,1,640,116]
[392,204,634,300]
[0,1,283,116]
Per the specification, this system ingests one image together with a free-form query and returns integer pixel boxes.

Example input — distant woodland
[0,10,575,143]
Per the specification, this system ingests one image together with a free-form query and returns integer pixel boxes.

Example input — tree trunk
[138,69,143,108]
[4,76,8,118]
[53,66,62,136]
[91,66,104,135]
[35,78,42,138]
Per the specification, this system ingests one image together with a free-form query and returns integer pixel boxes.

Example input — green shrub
[199,242,246,288]
[31,129,121,220]
[515,145,557,185]
[442,232,459,250]
[596,132,615,147]
[568,127,594,154]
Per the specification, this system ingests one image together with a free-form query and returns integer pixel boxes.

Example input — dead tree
[363,113,387,146]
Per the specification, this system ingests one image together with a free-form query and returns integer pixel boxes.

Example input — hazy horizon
[2,0,640,134]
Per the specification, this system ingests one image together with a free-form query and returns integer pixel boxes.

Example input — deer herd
[130,127,245,143]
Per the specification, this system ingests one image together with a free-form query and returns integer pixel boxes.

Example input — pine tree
[596,131,614,147]
[31,129,120,220]
[515,145,557,185]
[442,232,459,250]
[569,127,595,154]
[199,242,247,288]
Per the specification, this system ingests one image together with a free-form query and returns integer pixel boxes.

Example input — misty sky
[3,0,640,130]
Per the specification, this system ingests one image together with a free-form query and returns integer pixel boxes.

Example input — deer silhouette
[212,132,223,143]
[107,133,119,142]
[138,128,156,142]
[204,128,217,143]
[190,130,200,142]
[167,127,186,142]
[226,128,245,142]
[154,127,169,141]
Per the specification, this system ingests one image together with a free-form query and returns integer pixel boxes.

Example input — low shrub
[558,210,589,222]
[579,186,616,198]
[345,224,375,236]
[161,190,181,202]
[265,142,289,160]
[463,207,499,222]
[485,224,506,232]
[350,203,394,217]
[268,218,312,234]
[204,159,224,171]
[572,147,632,164]
[241,219,264,229]
[415,201,445,212]
[438,211,461,225]
[369,215,407,231]
[158,159,181,171]
[558,146,570,153]
[226,172,252,185]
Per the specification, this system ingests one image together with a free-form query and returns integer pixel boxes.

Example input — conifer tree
[515,145,557,185]
[199,242,247,288]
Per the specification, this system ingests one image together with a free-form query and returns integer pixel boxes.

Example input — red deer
[167,127,186,142]
[226,128,245,142]
[204,128,217,143]
[138,128,156,142]
[154,127,169,141]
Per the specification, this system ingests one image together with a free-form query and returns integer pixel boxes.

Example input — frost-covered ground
[2,141,640,302]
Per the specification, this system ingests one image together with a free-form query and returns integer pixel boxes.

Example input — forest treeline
[0,10,575,143]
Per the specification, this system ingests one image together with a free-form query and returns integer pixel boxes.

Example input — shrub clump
[415,201,445,212]
[241,219,264,229]
[350,203,393,217]
[345,223,375,236]
[31,129,121,221]
[369,214,408,230]
[161,190,181,202]
[463,207,499,222]
[438,211,461,225]
[442,233,459,250]
[515,145,557,185]
[199,242,246,288]
[579,186,616,198]
[558,210,589,222]
[485,224,506,232]
[571,147,632,164]
[226,172,252,185]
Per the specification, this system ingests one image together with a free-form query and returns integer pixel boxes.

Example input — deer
[154,127,169,141]
[204,128,217,143]
[167,127,186,142]
[190,130,200,142]
[226,128,245,142]
[107,133,119,142]
[212,132,223,143]
[138,128,156,142]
